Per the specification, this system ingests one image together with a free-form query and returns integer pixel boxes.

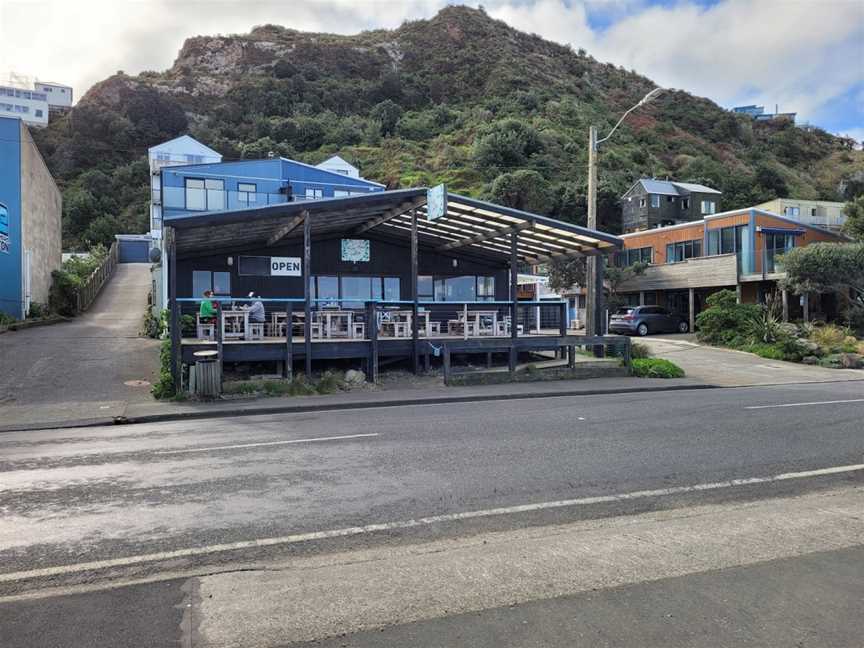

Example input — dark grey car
[608,306,689,336]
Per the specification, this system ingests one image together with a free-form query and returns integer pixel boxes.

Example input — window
[418,275,434,300]
[667,196,675,203]
[417,275,495,301]
[185,154,204,163]
[237,256,270,276]
[784,206,800,218]
[650,195,661,208]
[237,182,257,203]
[707,225,746,255]
[720,226,736,254]
[156,152,170,161]
[341,276,372,308]
[616,246,653,267]
[681,198,690,210]
[477,276,496,301]
[192,270,231,297]
[334,190,349,197]
[305,188,324,200]
[35,109,43,118]
[665,239,703,263]
[185,178,224,211]
[700,200,716,215]
[643,292,658,306]
[639,198,646,208]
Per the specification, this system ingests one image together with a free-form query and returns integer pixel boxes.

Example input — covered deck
[165,188,623,383]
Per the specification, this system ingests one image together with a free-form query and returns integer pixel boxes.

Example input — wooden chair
[196,315,215,341]
[246,322,264,340]
[352,322,366,339]
[428,321,441,336]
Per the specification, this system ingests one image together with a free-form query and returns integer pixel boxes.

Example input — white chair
[352,322,366,339]
[246,322,264,340]
[196,315,215,340]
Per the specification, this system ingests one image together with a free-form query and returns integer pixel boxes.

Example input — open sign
[270,257,302,276]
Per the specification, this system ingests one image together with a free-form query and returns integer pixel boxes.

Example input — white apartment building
[754,198,847,232]
[34,81,74,109]
[0,86,49,127]
[148,135,223,312]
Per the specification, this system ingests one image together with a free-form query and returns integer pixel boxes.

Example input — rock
[798,339,822,356]
[344,369,366,385]
[802,355,819,365]
[838,353,863,369]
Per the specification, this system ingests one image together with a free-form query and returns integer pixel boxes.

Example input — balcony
[162,186,289,215]
[617,254,739,292]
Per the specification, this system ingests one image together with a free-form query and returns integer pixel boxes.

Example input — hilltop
[31,5,864,247]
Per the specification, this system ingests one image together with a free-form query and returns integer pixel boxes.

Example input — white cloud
[0,0,861,132]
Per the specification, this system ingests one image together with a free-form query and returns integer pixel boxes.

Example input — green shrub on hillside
[631,358,685,379]
[695,290,761,347]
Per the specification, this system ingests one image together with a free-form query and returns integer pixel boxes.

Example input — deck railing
[76,241,119,313]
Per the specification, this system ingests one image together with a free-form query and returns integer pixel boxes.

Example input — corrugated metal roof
[637,179,680,196]
[167,188,622,264]
[670,181,722,195]
[633,179,721,196]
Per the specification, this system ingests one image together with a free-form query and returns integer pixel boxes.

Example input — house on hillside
[620,179,722,233]
[315,155,363,179]
[754,198,847,232]
[611,207,845,332]
[0,116,62,319]
[732,104,796,123]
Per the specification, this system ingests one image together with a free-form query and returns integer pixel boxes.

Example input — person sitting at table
[244,291,266,324]
[199,290,217,322]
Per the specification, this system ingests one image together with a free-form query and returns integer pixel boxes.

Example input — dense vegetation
[30,6,864,249]
[696,289,863,367]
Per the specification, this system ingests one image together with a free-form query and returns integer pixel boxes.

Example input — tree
[781,242,864,330]
[605,262,647,310]
[842,195,864,241]
[781,242,864,297]
[369,100,403,137]
[487,170,552,213]
[472,119,543,176]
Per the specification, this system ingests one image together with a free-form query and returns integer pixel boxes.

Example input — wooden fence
[76,241,119,313]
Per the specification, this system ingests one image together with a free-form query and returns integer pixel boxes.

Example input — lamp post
[585,87,664,338]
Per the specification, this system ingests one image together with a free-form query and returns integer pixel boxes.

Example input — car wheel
[678,321,689,333]
[636,323,649,336]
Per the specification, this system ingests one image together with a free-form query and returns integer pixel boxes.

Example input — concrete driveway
[0,263,159,427]
[638,334,864,387]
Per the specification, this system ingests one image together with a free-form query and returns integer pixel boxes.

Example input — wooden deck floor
[181,330,566,345]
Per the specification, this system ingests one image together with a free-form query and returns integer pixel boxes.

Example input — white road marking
[746,398,864,410]
[2,462,863,584]
[153,433,380,455]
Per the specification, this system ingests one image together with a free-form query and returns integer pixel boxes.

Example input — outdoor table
[221,310,249,340]
[317,310,353,338]
[469,310,499,337]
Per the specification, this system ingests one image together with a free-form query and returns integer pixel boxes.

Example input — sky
[1,0,862,140]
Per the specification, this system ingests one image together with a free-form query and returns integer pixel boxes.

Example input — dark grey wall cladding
[176,233,510,301]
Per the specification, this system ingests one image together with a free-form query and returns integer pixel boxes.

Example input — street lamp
[585,87,665,338]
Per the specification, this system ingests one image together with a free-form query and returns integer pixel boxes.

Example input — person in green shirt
[199,290,217,322]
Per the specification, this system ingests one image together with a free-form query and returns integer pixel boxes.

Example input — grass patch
[630,342,651,359]
[223,372,346,398]
[631,358,685,379]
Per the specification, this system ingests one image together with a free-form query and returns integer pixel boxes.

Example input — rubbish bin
[192,349,220,397]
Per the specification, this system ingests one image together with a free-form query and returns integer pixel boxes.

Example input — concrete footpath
[0,376,707,432]
[0,263,159,431]
[640,335,864,387]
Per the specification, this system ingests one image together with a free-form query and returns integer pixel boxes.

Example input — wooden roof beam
[266,211,307,247]
[435,220,535,252]
[522,246,607,266]
[353,198,426,234]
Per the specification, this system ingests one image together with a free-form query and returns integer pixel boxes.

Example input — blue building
[0,116,62,319]
[160,157,385,219]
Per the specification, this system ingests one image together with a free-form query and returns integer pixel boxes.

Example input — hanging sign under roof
[426,184,447,221]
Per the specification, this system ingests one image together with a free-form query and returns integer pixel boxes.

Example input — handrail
[76,241,119,313]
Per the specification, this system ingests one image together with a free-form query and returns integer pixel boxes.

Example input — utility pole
[585,126,603,338]
[584,87,664,339]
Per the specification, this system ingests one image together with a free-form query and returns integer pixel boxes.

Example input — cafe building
[165,187,622,384]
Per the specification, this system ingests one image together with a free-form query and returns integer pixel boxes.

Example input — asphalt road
[1,381,863,646]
